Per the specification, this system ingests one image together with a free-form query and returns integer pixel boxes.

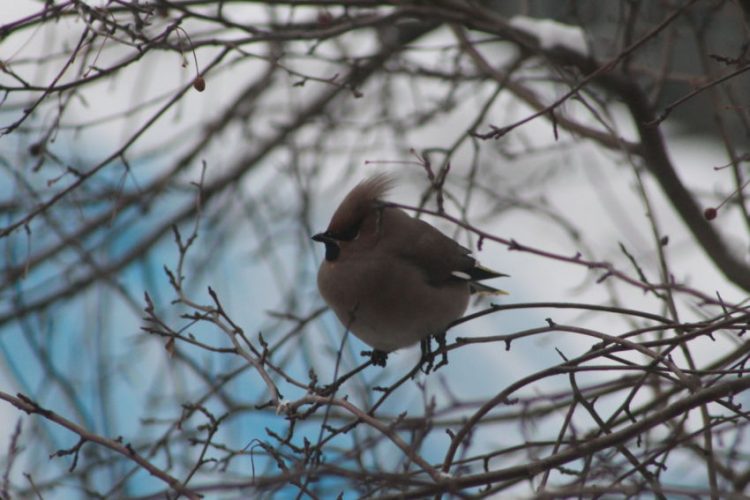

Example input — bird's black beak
[312,232,336,244]
[312,232,341,261]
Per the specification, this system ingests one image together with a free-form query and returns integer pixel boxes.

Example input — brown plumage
[313,174,507,366]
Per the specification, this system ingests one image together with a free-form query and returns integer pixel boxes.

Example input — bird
[312,174,507,370]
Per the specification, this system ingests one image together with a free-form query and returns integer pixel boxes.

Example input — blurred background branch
[1,0,749,498]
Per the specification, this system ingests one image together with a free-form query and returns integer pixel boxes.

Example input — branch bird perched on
[313,174,508,371]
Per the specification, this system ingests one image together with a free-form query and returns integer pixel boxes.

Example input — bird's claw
[418,333,448,374]
[362,349,388,367]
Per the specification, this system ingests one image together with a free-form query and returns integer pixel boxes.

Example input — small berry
[317,11,333,25]
[193,76,206,92]
[704,207,717,220]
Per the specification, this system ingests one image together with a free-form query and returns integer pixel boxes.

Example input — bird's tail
[469,281,509,296]
[468,264,510,281]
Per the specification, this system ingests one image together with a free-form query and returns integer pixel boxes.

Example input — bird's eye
[333,223,360,241]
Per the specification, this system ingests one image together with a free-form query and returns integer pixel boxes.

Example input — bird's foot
[418,337,435,374]
[418,333,448,374]
[362,349,388,367]
[433,332,449,371]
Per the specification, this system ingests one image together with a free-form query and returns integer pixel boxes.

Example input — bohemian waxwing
[313,174,507,368]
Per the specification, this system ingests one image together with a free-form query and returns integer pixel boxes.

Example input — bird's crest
[327,174,394,235]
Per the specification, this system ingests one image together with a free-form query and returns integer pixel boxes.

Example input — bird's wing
[382,209,480,285]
